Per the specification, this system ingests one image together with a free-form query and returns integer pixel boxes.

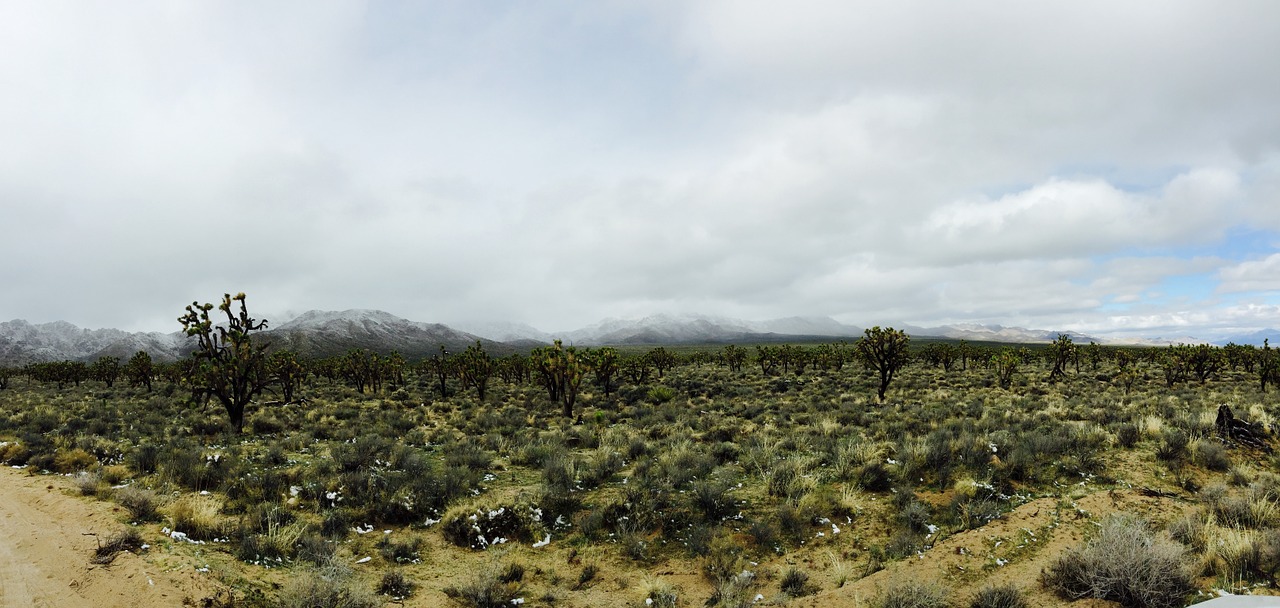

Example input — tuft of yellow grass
[165,493,229,540]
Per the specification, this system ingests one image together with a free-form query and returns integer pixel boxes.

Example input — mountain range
[1,310,1276,365]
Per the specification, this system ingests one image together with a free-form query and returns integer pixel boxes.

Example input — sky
[2,1,1280,340]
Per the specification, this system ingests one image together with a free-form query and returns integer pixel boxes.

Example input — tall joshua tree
[855,326,911,402]
[178,293,272,433]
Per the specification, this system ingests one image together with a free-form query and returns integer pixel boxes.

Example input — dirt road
[0,466,209,607]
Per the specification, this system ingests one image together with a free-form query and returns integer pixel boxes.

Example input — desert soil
[0,466,215,608]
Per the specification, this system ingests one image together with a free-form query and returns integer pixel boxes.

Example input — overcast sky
[3,1,1279,339]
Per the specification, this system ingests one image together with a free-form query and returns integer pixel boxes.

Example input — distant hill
[0,310,513,365]
[0,320,190,364]
[261,310,511,359]
[1212,329,1280,347]
[903,323,1100,344]
[5,309,1275,366]
[553,313,862,346]
[452,321,553,344]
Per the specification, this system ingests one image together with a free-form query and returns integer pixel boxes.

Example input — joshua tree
[1047,334,1075,383]
[1260,340,1279,393]
[124,350,154,391]
[993,349,1020,389]
[425,347,453,398]
[458,341,495,401]
[1187,343,1223,384]
[855,326,911,402]
[178,293,272,433]
[590,347,620,396]
[1162,344,1191,388]
[646,347,678,378]
[89,356,121,388]
[270,350,306,403]
[720,344,748,373]
[532,340,591,418]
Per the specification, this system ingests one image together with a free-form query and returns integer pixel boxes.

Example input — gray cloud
[1,1,1278,338]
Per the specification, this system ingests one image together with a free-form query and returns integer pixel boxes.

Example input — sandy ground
[0,466,215,608]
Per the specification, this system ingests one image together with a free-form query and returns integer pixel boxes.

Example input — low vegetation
[2,301,1280,605]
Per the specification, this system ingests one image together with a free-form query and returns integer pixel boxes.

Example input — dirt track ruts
[0,466,205,608]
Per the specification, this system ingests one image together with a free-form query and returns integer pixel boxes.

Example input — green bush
[441,505,531,550]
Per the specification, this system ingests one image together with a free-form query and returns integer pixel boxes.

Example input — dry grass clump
[442,563,525,608]
[876,580,949,608]
[72,470,103,496]
[1042,514,1193,608]
[377,569,416,599]
[779,566,815,597]
[639,576,679,608]
[166,493,230,540]
[53,447,96,473]
[91,527,145,564]
[967,584,1027,608]
[114,485,162,522]
[277,562,380,608]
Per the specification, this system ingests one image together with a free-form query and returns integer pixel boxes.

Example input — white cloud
[1218,254,1280,294]
[914,169,1240,262]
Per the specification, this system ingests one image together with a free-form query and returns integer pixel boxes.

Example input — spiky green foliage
[856,326,910,402]
[177,292,272,433]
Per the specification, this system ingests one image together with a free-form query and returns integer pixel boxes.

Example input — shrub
[167,494,229,540]
[126,443,161,475]
[780,566,815,597]
[1155,429,1189,463]
[0,441,31,465]
[573,563,599,590]
[969,584,1027,608]
[376,535,423,563]
[876,581,949,608]
[378,570,416,599]
[91,528,145,564]
[1193,440,1231,472]
[1115,423,1141,449]
[1042,514,1194,608]
[708,570,756,608]
[53,448,96,473]
[648,386,677,404]
[296,534,339,566]
[702,534,747,587]
[443,565,523,608]
[441,505,531,550]
[73,471,103,496]
[115,486,161,522]
[277,564,380,608]
[641,576,679,608]
[690,477,737,522]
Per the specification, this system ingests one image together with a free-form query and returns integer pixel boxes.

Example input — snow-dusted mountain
[452,321,553,344]
[756,316,862,337]
[904,323,1100,344]
[0,310,513,365]
[264,309,508,358]
[0,319,190,364]
[555,313,861,345]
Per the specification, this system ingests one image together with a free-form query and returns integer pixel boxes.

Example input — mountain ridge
[5,309,1275,365]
